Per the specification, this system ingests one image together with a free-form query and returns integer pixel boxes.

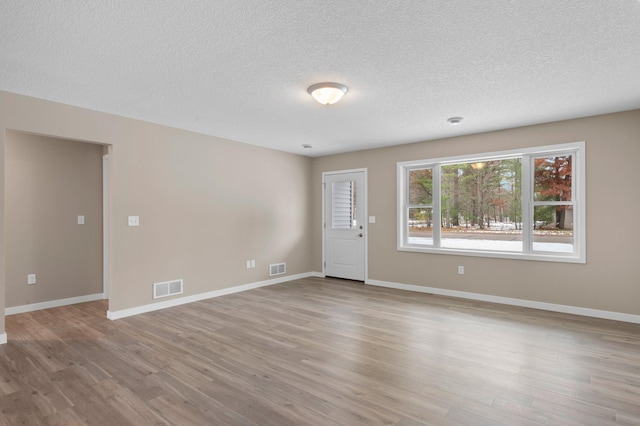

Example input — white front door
[324,170,366,281]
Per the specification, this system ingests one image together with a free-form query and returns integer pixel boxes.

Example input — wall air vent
[153,279,184,299]
[269,263,286,276]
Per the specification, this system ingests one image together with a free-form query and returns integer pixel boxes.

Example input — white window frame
[397,142,585,263]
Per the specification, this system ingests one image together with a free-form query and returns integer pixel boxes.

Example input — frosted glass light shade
[308,83,348,105]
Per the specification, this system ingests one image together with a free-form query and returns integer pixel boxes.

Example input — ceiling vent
[153,279,184,299]
[269,263,286,276]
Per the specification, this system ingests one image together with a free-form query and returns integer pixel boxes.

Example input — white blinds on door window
[332,180,356,229]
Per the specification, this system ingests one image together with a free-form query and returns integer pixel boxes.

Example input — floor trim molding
[366,279,640,324]
[107,272,314,320]
[0,333,6,345]
[5,293,106,316]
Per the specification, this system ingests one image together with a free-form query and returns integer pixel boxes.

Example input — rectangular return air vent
[153,279,184,299]
[269,263,286,276]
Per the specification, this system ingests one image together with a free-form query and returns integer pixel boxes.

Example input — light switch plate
[368,216,376,223]
[78,215,85,225]
[28,274,36,285]
[128,216,140,226]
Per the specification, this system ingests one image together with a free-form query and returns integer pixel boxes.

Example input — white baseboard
[107,272,314,320]
[310,271,325,278]
[366,279,640,325]
[0,333,6,345]
[5,293,106,316]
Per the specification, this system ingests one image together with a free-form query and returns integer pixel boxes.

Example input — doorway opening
[4,130,110,316]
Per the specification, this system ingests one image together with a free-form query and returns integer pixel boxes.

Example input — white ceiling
[2,1,639,157]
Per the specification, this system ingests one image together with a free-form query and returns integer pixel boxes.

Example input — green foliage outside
[408,155,572,233]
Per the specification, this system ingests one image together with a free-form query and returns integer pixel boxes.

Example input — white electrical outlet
[128,216,140,226]
[458,266,464,275]
[78,215,85,225]
[28,274,36,285]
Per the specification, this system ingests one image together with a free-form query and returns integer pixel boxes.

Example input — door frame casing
[102,153,110,299]
[321,168,368,281]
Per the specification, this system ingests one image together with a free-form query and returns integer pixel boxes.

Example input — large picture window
[398,142,585,262]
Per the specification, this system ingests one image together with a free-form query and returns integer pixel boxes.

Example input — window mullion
[402,167,410,248]
[522,154,532,254]
[532,201,574,206]
[433,165,441,247]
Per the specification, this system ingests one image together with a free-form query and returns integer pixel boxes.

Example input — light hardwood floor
[1,277,640,425]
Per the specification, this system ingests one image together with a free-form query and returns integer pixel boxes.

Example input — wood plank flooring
[2,277,640,425]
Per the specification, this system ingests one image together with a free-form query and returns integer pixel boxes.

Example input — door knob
[358,233,363,237]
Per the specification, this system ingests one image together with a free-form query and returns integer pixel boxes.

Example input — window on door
[332,180,357,229]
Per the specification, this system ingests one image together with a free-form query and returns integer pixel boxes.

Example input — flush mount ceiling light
[302,144,313,149]
[307,82,348,105]
[447,116,464,125]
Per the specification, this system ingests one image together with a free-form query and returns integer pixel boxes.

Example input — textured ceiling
[2,1,639,157]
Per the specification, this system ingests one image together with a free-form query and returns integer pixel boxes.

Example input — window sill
[397,245,585,264]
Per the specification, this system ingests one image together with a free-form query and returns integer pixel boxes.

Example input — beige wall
[0,91,313,337]
[312,110,640,315]
[5,131,104,307]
